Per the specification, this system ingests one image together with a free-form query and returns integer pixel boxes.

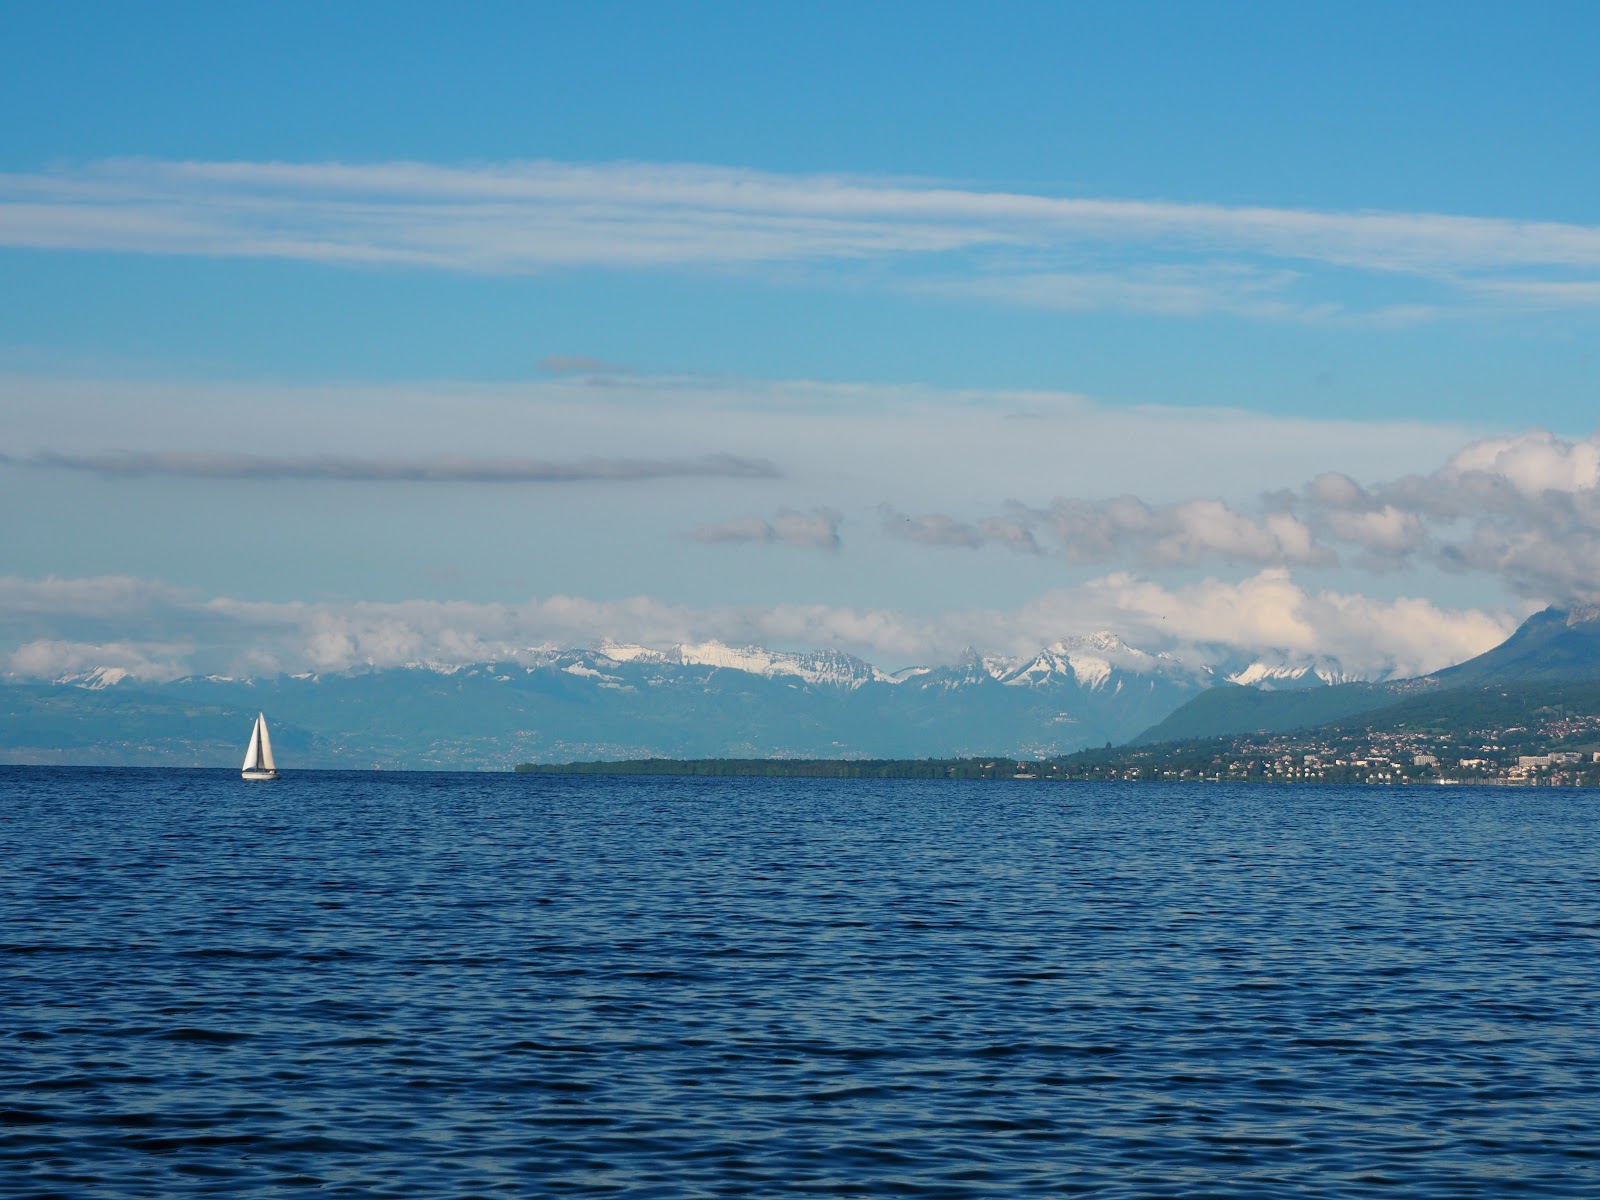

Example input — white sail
[242,712,279,778]
[243,718,262,771]
[257,714,276,772]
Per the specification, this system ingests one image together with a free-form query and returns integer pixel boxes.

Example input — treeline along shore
[514,758,1052,779]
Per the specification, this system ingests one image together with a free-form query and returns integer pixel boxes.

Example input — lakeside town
[524,684,1600,787]
[1051,706,1600,787]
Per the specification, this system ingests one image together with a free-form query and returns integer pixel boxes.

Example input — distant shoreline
[514,757,1595,786]
[514,757,1049,779]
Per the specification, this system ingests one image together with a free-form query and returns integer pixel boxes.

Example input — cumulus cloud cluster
[1285,430,1600,602]
[6,638,194,683]
[4,157,1600,320]
[1052,570,1513,681]
[880,429,1600,606]
[0,569,1516,685]
[883,499,1325,567]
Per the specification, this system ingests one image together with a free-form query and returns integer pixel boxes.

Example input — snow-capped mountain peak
[591,640,877,689]
[54,666,131,690]
[594,642,674,665]
[988,633,1213,691]
[1226,660,1369,689]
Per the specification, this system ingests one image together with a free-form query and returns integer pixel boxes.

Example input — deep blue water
[4,768,1600,1197]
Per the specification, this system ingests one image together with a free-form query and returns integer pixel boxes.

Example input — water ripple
[4,767,1600,1195]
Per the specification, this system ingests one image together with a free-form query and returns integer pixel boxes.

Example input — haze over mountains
[8,609,1597,771]
[3,626,1408,769]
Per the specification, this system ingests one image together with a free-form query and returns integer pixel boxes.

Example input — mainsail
[256,714,276,772]
[242,712,278,777]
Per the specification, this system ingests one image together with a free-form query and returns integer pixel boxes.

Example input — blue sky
[4,2,1599,681]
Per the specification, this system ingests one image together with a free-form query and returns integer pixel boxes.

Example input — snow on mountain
[561,662,618,681]
[924,648,999,689]
[679,641,798,676]
[593,642,674,665]
[991,632,1214,691]
[20,630,1400,767]
[680,641,875,687]
[1226,660,1370,689]
[404,660,466,675]
[996,646,1077,687]
[55,666,132,690]
[41,633,1371,703]
[592,640,877,688]
[981,653,1020,681]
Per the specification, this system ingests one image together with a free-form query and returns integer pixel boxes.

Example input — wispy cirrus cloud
[922,264,1324,322]
[5,158,1600,319]
[5,449,779,483]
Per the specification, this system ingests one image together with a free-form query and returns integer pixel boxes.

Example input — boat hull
[241,769,279,781]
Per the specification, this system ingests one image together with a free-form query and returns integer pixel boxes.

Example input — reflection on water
[5,767,1600,1196]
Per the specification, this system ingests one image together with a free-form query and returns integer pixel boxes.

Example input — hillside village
[1053,702,1600,787]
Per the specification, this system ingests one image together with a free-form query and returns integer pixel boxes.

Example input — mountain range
[5,609,1597,769]
[1,633,1342,769]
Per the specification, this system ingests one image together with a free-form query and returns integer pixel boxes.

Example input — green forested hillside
[1328,680,1600,742]
[1131,681,1398,744]
[1135,607,1600,747]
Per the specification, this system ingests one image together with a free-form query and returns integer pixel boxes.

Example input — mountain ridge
[13,634,1212,768]
[1130,606,1600,745]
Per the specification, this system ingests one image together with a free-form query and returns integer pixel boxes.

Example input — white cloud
[1293,429,1600,602]
[7,376,1591,624]
[4,158,1600,318]
[0,573,184,616]
[886,496,1331,568]
[1050,570,1516,679]
[0,570,1519,683]
[6,638,191,683]
[923,264,1337,322]
[881,507,987,549]
[857,427,1600,606]
[1441,429,1600,495]
[1324,506,1426,557]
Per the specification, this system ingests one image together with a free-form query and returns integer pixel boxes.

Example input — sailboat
[241,712,279,780]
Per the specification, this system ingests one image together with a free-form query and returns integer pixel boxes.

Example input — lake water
[5,767,1600,1197]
